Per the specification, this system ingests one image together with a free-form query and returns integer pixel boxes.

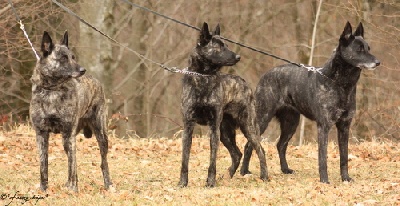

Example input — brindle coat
[179,22,268,187]
[240,22,380,183]
[30,31,112,191]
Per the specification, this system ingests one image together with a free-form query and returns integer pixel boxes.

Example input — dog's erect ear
[354,22,364,38]
[61,30,69,48]
[41,31,54,57]
[199,22,212,46]
[340,21,354,46]
[213,24,221,36]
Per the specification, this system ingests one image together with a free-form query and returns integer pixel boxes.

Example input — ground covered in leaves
[0,125,399,205]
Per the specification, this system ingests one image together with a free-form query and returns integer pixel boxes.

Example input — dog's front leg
[178,121,194,187]
[336,120,353,182]
[62,131,78,192]
[317,124,330,183]
[36,131,49,191]
[206,123,220,187]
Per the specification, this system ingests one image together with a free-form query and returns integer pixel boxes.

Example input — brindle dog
[30,31,112,191]
[241,22,380,184]
[179,22,268,187]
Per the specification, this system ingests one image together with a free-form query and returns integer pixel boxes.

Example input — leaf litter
[0,124,399,205]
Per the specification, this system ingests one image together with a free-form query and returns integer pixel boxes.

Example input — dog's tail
[83,126,93,138]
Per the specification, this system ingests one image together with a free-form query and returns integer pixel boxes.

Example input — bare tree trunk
[78,0,115,97]
[127,3,149,138]
[299,0,323,146]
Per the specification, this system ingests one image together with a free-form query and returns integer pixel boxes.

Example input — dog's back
[255,64,323,129]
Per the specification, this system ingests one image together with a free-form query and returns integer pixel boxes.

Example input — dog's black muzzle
[235,54,241,61]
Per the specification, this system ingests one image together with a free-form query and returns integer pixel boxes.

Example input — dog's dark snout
[79,67,86,75]
[375,60,380,66]
[235,55,241,61]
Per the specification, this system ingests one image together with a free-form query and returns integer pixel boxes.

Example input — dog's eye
[72,55,76,60]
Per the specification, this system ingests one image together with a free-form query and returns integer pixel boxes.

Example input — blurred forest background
[0,0,399,144]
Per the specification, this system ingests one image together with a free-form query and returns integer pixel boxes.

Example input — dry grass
[0,125,399,205]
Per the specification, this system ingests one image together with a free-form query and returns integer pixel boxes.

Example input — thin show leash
[50,0,209,77]
[118,0,328,78]
[10,0,328,80]
[8,0,40,61]
[8,0,205,77]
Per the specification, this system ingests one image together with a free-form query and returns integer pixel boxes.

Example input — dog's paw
[38,183,48,192]
[107,185,117,193]
[178,181,188,188]
[342,176,353,182]
[205,182,216,188]
[206,177,217,188]
[65,182,78,192]
[282,168,295,174]
[260,175,269,182]
[320,179,330,184]
[240,170,252,176]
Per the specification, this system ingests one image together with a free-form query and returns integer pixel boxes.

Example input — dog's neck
[31,66,71,91]
[321,47,362,88]
[187,50,221,75]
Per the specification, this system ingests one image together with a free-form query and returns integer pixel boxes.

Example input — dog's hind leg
[276,108,300,174]
[336,120,353,182]
[239,110,268,181]
[220,117,242,178]
[240,115,274,176]
[62,130,78,192]
[241,98,276,176]
[36,131,50,191]
[240,141,253,176]
[94,132,112,189]
[178,121,194,187]
[240,129,268,181]
[93,114,113,189]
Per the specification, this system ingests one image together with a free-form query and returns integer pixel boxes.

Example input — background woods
[0,0,399,143]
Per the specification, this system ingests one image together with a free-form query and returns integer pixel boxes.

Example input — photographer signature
[0,191,48,205]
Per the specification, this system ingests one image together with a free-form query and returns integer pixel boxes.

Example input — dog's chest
[183,78,223,105]
[183,78,248,107]
[31,87,78,120]
[315,84,356,122]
